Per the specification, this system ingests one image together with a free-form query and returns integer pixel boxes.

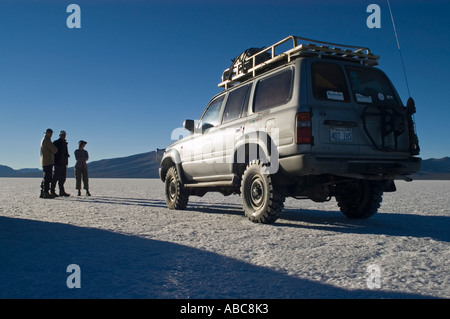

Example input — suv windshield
[198,95,224,128]
[346,66,400,106]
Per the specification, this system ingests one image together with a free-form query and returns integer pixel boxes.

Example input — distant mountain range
[0,151,160,179]
[1,152,449,180]
[411,157,450,180]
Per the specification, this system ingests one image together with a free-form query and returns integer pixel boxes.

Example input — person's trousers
[42,165,54,193]
[52,165,67,192]
[75,166,89,190]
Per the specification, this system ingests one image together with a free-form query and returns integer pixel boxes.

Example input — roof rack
[218,35,379,89]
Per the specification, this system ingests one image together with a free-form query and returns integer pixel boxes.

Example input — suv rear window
[254,69,293,112]
[312,62,350,102]
[346,66,400,105]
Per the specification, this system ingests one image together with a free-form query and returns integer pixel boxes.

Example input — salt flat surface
[0,178,448,298]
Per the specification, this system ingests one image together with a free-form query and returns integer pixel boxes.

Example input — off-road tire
[335,180,383,219]
[240,160,285,224]
[165,166,189,210]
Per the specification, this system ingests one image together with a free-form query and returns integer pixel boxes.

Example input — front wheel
[335,180,383,219]
[240,160,285,224]
[165,166,189,210]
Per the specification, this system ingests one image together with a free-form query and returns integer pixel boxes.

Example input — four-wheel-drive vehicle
[158,35,421,224]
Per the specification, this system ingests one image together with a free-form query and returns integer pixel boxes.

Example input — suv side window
[198,95,225,128]
[312,62,350,102]
[222,84,252,123]
[253,69,293,112]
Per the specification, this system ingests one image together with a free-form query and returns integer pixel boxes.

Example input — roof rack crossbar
[219,35,379,89]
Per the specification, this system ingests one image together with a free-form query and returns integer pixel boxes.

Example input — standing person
[40,128,58,199]
[74,140,90,196]
[52,130,70,197]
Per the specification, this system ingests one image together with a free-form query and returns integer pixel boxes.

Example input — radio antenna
[387,0,411,97]
[387,0,419,149]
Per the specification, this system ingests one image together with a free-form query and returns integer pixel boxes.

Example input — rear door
[345,65,410,159]
[307,59,410,160]
[213,83,253,176]
[308,60,360,158]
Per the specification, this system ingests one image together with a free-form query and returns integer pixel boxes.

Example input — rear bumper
[278,154,421,179]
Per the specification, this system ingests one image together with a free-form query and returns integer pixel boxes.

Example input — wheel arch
[159,149,185,184]
[233,130,280,176]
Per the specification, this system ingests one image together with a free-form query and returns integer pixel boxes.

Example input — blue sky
[1,0,449,169]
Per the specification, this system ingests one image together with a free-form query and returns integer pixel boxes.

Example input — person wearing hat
[74,140,90,196]
[52,130,70,197]
[40,128,58,199]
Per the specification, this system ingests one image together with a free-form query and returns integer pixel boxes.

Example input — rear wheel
[165,166,189,210]
[335,180,383,219]
[240,160,285,224]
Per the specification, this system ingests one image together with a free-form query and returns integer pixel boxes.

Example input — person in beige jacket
[40,128,58,198]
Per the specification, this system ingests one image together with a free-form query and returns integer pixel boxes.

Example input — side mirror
[201,123,214,133]
[183,119,195,133]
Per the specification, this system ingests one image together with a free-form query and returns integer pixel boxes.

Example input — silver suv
[158,36,421,224]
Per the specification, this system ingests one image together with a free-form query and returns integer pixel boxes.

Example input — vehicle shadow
[187,201,450,243]
[0,216,434,299]
[61,195,449,243]
[188,200,244,217]
[278,208,450,243]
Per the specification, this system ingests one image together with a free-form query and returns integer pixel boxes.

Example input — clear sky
[1,0,449,169]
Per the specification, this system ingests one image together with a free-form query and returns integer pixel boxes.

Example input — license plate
[330,127,353,142]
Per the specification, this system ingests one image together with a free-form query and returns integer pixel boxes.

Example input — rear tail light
[296,112,312,144]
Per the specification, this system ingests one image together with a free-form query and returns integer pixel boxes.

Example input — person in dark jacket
[52,130,70,197]
[74,140,90,196]
[40,128,58,198]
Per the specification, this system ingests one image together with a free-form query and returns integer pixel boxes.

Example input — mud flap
[381,179,396,192]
